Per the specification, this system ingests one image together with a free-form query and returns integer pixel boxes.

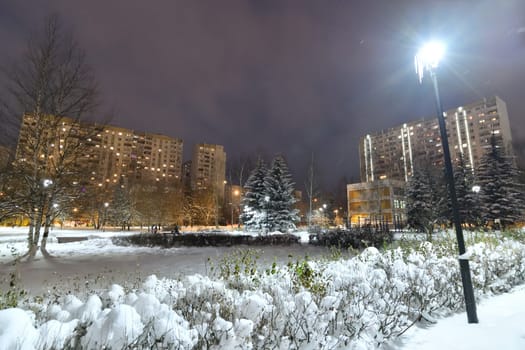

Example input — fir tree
[477,133,524,228]
[406,162,447,241]
[263,155,299,232]
[240,158,268,230]
[453,154,482,227]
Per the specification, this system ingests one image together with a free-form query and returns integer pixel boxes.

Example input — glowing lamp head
[415,41,445,82]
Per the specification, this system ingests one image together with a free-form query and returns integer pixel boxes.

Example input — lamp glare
[415,41,445,82]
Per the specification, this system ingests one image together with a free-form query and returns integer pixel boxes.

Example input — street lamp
[415,41,478,323]
[231,189,240,228]
[264,195,270,232]
[103,202,109,230]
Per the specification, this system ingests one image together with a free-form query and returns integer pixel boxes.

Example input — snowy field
[0,227,332,296]
[1,226,524,349]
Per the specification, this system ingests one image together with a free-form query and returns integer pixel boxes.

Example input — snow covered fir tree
[263,155,299,232]
[241,156,299,232]
[476,133,524,228]
[406,132,524,231]
[240,158,268,230]
[453,154,482,227]
[405,160,447,241]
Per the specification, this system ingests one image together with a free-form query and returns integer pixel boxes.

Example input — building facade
[190,143,227,199]
[349,96,514,228]
[360,96,513,182]
[95,126,183,185]
[16,115,184,187]
[347,179,406,228]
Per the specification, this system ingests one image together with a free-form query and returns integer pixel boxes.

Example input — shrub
[114,232,300,248]
[5,231,525,349]
[0,272,27,310]
[310,227,393,250]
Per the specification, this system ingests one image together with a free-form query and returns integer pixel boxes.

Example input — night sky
[1,1,524,191]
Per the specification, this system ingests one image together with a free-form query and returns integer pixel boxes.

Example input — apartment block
[15,115,183,187]
[360,96,513,182]
[95,126,183,185]
[349,96,514,227]
[191,143,226,199]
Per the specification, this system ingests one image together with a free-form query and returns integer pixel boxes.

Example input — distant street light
[231,189,240,228]
[472,185,481,193]
[415,41,478,323]
[264,195,270,232]
[103,202,109,230]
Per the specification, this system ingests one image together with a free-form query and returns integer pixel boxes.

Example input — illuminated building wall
[95,126,183,186]
[15,115,183,187]
[347,179,406,228]
[359,96,513,182]
[191,143,227,199]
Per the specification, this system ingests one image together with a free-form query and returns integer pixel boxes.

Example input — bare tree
[227,154,255,226]
[0,15,100,258]
[304,152,320,229]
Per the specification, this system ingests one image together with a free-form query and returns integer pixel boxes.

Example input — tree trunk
[40,213,52,255]
[29,217,44,259]
[426,225,433,242]
[27,220,35,250]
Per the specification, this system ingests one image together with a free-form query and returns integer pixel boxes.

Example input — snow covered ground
[395,285,525,349]
[1,226,524,349]
[0,227,332,296]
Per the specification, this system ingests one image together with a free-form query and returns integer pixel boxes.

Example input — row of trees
[240,156,299,232]
[101,177,226,230]
[406,133,524,238]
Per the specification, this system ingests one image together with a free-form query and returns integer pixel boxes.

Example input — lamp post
[415,41,478,323]
[322,203,328,227]
[264,195,270,233]
[472,185,481,227]
[103,202,109,231]
[231,189,240,229]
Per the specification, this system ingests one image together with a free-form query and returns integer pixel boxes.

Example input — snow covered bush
[0,272,27,310]
[2,232,525,349]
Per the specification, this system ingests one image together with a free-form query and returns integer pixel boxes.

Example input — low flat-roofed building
[347,179,406,229]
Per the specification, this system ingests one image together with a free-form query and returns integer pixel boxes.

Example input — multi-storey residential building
[349,96,514,227]
[191,143,226,200]
[96,127,183,185]
[15,115,183,187]
[360,96,513,182]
